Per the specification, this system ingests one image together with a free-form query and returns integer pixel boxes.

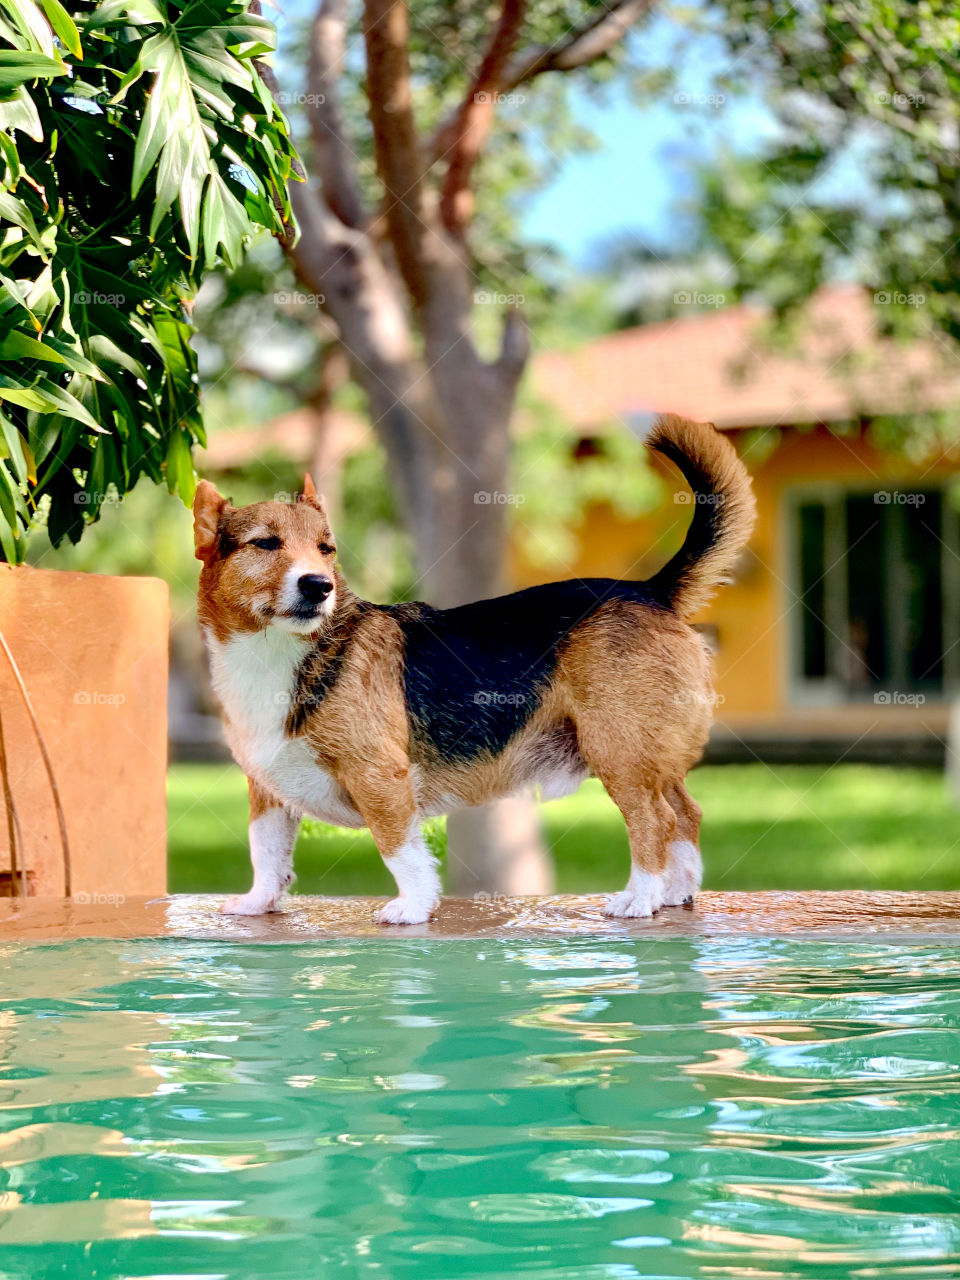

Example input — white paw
[662,840,702,906]
[376,896,436,925]
[604,870,666,918]
[221,893,280,916]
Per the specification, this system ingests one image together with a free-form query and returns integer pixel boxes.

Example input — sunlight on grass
[167,763,960,896]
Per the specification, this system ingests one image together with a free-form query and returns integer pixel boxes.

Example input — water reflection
[0,937,956,1277]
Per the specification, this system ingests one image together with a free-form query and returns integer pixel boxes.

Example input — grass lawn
[168,762,960,896]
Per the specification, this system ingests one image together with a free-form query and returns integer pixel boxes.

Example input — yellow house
[528,286,960,762]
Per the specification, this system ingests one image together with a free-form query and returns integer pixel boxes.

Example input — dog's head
[194,476,340,637]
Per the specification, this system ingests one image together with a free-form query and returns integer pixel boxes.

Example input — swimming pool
[1,932,958,1277]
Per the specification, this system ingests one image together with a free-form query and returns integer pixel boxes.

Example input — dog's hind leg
[662,780,703,906]
[598,780,677,918]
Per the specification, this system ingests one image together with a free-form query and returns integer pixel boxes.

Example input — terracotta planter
[0,565,169,900]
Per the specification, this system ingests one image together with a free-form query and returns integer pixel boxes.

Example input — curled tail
[644,414,756,620]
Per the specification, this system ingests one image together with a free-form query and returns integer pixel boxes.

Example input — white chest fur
[205,628,363,828]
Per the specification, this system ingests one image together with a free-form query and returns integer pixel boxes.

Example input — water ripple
[0,937,958,1278]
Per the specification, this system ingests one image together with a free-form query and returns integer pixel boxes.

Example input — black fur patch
[391,579,658,764]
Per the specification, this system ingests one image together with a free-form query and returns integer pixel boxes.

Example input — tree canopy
[700,0,960,345]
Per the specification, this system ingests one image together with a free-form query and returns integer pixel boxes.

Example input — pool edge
[2,891,960,942]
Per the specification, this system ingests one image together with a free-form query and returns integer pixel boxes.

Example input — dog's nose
[298,573,333,604]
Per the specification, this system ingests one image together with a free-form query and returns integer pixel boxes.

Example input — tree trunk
[413,369,554,898]
[282,20,561,896]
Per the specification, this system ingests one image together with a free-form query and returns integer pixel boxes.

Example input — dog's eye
[318,543,336,556]
[250,536,282,551]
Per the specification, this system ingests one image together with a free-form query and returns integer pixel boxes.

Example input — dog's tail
[643,414,756,620]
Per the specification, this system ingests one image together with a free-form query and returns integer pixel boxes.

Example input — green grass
[168,762,960,895]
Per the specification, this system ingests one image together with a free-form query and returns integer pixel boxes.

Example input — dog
[193,414,755,924]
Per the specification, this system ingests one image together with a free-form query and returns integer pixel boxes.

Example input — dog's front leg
[346,765,440,925]
[222,779,300,915]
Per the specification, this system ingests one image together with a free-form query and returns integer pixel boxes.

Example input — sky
[520,74,778,264]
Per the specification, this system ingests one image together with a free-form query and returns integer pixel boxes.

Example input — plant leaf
[0,51,66,92]
[39,0,81,58]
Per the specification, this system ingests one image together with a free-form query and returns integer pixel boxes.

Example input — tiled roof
[531,285,960,432]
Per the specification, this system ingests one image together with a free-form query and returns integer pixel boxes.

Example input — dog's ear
[193,480,229,561]
[299,473,326,512]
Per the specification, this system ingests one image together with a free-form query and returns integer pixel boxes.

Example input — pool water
[1,937,959,1278]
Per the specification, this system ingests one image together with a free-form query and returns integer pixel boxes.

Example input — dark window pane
[903,491,943,690]
[845,494,886,689]
[798,502,827,679]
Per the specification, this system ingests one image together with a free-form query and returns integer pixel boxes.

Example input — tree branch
[437,0,526,238]
[307,0,369,229]
[504,0,651,86]
[362,0,431,308]
[426,0,650,169]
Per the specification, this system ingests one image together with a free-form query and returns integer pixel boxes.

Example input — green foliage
[701,0,960,344]
[0,0,298,560]
[511,399,662,569]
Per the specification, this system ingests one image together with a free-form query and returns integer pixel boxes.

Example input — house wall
[511,425,959,744]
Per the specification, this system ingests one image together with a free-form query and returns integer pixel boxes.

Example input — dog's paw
[604,870,666,918]
[662,840,702,906]
[376,896,436,925]
[221,893,280,916]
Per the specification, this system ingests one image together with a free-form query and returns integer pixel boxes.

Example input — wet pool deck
[1,891,960,942]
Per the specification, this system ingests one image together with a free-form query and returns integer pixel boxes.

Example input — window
[790,488,959,700]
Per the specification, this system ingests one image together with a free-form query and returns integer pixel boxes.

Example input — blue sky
[521,75,778,263]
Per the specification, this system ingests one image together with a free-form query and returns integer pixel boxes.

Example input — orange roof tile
[531,285,960,432]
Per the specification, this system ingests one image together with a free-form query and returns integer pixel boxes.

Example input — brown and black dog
[193,414,755,923]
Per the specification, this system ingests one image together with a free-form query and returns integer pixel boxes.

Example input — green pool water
[1,936,959,1278]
